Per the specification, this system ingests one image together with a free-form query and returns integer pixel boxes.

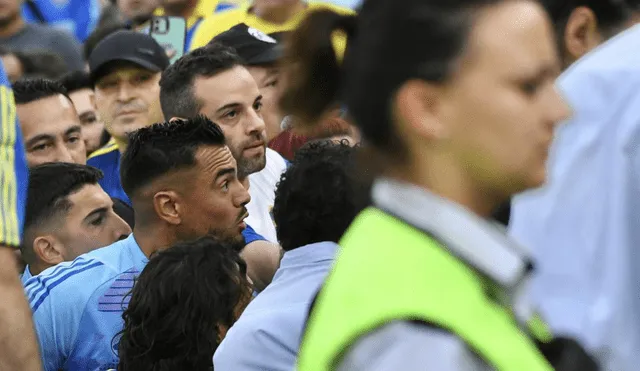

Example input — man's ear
[564,6,602,63]
[153,190,182,226]
[33,236,64,267]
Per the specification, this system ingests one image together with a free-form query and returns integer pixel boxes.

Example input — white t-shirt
[246,148,287,243]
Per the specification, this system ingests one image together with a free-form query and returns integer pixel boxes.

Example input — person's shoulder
[308,1,355,15]
[265,148,288,173]
[24,238,132,314]
[87,140,120,164]
[190,7,248,49]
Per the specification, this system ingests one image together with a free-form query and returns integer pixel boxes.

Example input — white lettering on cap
[248,27,277,44]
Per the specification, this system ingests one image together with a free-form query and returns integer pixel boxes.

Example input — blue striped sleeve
[24,258,106,371]
[0,61,24,247]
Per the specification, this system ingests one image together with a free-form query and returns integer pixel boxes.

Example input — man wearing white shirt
[509,24,640,371]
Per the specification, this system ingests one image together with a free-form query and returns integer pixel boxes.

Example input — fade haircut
[120,115,226,198]
[118,236,252,371]
[159,43,243,120]
[59,71,93,94]
[13,78,72,105]
[22,163,104,263]
[273,140,370,251]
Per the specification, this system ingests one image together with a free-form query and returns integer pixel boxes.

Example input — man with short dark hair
[214,141,368,371]
[13,78,86,167]
[25,116,251,370]
[87,30,169,205]
[21,162,131,284]
[160,43,286,243]
[59,71,110,154]
[210,23,284,142]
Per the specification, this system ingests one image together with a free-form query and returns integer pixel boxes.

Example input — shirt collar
[128,234,150,266]
[154,0,216,26]
[279,241,339,269]
[372,178,532,290]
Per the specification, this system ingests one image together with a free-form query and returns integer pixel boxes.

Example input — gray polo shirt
[336,178,540,370]
[0,23,84,71]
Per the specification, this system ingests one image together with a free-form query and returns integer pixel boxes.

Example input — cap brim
[245,46,283,66]
[90,56,162,84]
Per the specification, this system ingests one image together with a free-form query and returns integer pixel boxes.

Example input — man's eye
[225,111,238,118]
[222,181,229,192]
[254,102,263,112]
[32,143,49,152]
[91,215,105,226]
[265,79,278,88]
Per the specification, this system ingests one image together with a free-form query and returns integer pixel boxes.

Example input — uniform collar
[372,178,533,290]
[279,241,339,269]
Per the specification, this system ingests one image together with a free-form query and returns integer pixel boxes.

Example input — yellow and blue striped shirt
[0,61,27,247]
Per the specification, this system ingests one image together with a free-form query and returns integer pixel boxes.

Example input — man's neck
[115,138,128,154]
[132,225,177,258]
[0,17,25,38]
[29,263,45,277]
[251,0,306,24]
[163,0,198,18]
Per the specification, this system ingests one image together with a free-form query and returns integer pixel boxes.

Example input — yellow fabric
[0,85,19,246]
[88,137,118,159]
[297,208,554,371]
[154,0,220,29]
[189,1,353,57]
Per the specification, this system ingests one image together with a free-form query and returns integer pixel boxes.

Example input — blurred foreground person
[25,116,250,370]
[0,60,42,371]
[21,163,131,284]
[510,22,640,371]
[281,1,598,370]
[118,236,253,371]
[214,141,368,371]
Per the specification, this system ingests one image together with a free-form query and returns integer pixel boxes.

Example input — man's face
[0,0,21,27]
[18,94,87,167]
[68,88,106,154]
[246,65,283,142]
[117,0,159,23]
[194,66,267,179]
[94,65,164,145]
[55,184,132,261]
[176,145,251,245]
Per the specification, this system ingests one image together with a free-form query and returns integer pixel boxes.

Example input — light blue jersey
[24,234,148,371]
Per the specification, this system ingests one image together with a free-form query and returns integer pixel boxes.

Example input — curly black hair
[273,140,371,252]
[117,236,253,371]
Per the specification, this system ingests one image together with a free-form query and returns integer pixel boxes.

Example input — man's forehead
[66,184,111,211]
[97,62,156,81]
[196,145,236,171]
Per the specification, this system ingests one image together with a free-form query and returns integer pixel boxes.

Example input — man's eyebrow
[64,125,82,136]
[216,103,241,114]
[25,134,54,147]
[214,167,235,181]
[83,207,108,222]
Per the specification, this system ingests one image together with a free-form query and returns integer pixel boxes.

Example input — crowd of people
[1,0,640,370]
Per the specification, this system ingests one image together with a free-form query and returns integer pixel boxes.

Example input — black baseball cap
[209,23,283,66]
[89,30,170,84]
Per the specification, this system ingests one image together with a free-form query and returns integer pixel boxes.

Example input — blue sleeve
[24,258,106,371]
[21,0,100,41]
[0,61,26,247]
[243,224,267,245]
